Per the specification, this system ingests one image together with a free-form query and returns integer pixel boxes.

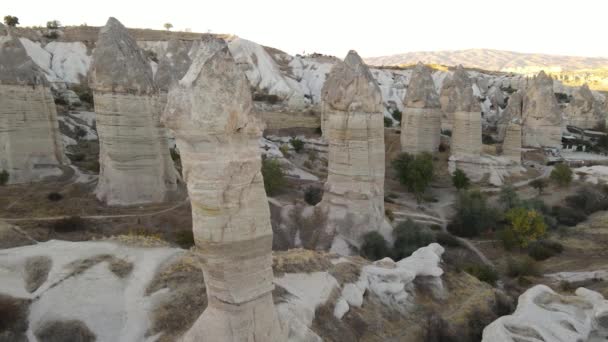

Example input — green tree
[163,23,173,31]
[290,137,304,153]
[448,190,499,237]
[530,178,548,194]
[550,164,573,187]
[46,20,60,29]
[391,109,402,123]
[0,170,8,186]
[452,168,470,190]
[392,152,434,202]
[384,116,393,127]
[360,231,391,261]
[392,219,435,259]
[261,157,286,196]
[505,207,547,247]
[499,185,521,210]
[4,15,19,27]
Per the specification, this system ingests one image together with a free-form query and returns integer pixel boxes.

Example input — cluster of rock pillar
[0,23,66,184]
[162,37,284,341]
[89,18,177,205]
[319,51,387,249]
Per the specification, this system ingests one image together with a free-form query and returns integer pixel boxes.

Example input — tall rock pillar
[162,37,284,342]
[90,18,177,205]
[522,71,563,148]
[450,66,482,157]
[401,62,442,153]
[320,50,386,250]
[0,23,66,183]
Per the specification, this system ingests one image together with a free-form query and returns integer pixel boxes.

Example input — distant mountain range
[365,49,608,72]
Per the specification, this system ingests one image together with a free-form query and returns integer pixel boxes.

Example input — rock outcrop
[90,18,177,205]
[498,91,524,164]
[439,65,478,130]
[320,50,387,250]
[497,91,523,142]
[566,83,604,129]
[0,23,66,184]
[449,66,482,157]
[154,38,192,92]
[401,62,442,154]
[161,36,284,341]
[522,71,563,148]
[483,284,608,342]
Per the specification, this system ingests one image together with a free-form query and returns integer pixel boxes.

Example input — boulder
[90,18,177,205]
[320,50,387,250]
[401,62,442,154]
[162,36,284,341]
[0,23,66,183]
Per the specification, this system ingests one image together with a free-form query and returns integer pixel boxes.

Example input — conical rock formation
[0,23,66,183]
[439,65,480,130]
[401,62,442,153]
[162,36,284,342]
[522,71,563,148]
[90,18,177,205]
[499,91,524,164]
[566,84,603,129]
[320,50,387,250]
[449,66,482,157]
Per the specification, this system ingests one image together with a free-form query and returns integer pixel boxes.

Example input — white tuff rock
[162,36,284,341]
[522,71,563,148]
[566,83,604,129]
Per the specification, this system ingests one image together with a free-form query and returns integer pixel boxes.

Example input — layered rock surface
[522,71,563,148]
[566,83,604,129]
[320,50,387,249]
[439,65,479,130]
[0,23,66,183]
[161,36,283,341]
[401,63,442,154]
[90,18,177,205]
[483,285,608,342]
[499,91,524,163]
[449,66,482,157]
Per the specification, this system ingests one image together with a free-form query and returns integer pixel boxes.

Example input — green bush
[392,152,434,202]
[0,170,8,186]
[448,190,499,238]
[71,85,93,105]
[565,186,608,214]
[360,232,391,261]
[290,137,304,153]
[261,157,287,196]
[530,178,548,194]
[385,208,395,222]
[175,230,195,248]
[435,232,461,247]
[392,220,435,259]
[4,16,19,27]
[52,216,85,232]
[551,206,586,226]
[527,240,563,261]
[506,257,540,278]
[498,228,518,251]
[304,186,323,205]
[452,168,470,190]
[391,109,402,123]
[499,185,521,211]
[383,117,393,127]
[464,264,499,285]
[550,164,573,187]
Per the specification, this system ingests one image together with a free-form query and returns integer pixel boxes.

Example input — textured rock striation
[499,91,524,163]
[90,18,177,205]
[522,71,563,148]
[161,36,284,341]
[482,284,608,342]
[0,23,66,183]
[566,83,604,129]
[449,66,482,157]
[320,50,386,249]
[439,65,478,130]
[401,63,442,154]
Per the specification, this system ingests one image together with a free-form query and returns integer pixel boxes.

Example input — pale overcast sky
[6,0,607,58]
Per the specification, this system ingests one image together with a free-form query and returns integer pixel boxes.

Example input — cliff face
[320,50,387,250]
[162,36,283,341]
[90,18,177,205]
[0,23,66,183]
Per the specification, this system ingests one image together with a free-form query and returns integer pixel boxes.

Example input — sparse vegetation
[279,144,289,156]
[504,207,546,248]
[527,239,563,261]
[0,169,8,185]
[506,256,540,278]
[71,85,94,105]
[550,163,573,187]
[385,208,395,222]
[175,230,195,248]
[448,190,499,237]
[391,109,402,123]
[530,178,548,194]
[392,152,434,202]
[360,231,391,261]
[46,20,61,29]
[392,219,435,259]
[304,186,323,205]
[4,15,19,27]
[383,116,393,127]
[290,137,304,153]
[464,264,498,285]
[452,168,470,190]
[163,22,173,31]
[253,93,280,104]
[261,157,287,196]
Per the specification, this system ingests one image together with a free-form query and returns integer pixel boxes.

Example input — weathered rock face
[522,71,563,148]
[0,23,66,184]
[502,121,522,164]
[161,36,284,341]
[154,38,192,92]
[90,18,177,205]
[401,63,442,154]
[320,50,386,249]
[497,91,523,142]
[566,83,604,129]
[439,65,480,130]
[483,285,608,342]
[449,66,482,157]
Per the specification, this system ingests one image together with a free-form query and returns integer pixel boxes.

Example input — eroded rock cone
[439,65,480,130]
[401,62,442,153]
[522,71,563,148]
[154,38,192,92]
[90,17,177,205]
[499,91,524,164]
[448,66,482,157]
[566,83,603,129]
[0,23,66,183]
[162,36,284,342]
[320,50,386,250]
